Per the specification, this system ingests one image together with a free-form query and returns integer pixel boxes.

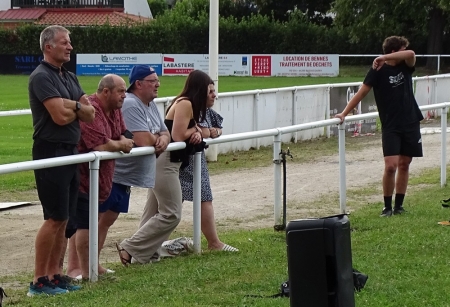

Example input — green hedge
[0,0,430,57]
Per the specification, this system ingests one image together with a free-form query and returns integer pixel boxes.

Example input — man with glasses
[96,65,170,263]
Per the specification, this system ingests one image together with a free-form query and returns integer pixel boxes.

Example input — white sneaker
[160,237,193,258]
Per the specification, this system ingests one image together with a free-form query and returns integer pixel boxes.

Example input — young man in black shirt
[335,36,423,217]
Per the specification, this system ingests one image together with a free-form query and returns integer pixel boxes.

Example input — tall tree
[332,0,449,69]
[254,0,333,24]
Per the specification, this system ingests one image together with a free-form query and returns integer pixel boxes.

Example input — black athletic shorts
[381,122,423,157]
[65,192,104,238]
[32,139,79,221]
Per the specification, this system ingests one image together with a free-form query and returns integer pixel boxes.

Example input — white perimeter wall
[153,74,450,154]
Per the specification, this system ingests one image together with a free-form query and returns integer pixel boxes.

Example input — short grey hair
[39,25,70,52]
[97,74,116,93]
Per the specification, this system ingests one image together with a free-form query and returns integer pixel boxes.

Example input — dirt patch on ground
[0,128,447,280]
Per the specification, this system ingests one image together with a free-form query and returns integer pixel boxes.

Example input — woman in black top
[117,70,211,265]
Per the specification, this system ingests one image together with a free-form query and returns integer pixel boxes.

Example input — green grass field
[2,67,450,306]
[2,169,450,307]
[0,73,365,111]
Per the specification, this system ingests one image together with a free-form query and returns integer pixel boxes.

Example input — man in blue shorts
[28,25,95,296]
[335,36,423,217]
[65,74,134,280]
[97,65,170,263]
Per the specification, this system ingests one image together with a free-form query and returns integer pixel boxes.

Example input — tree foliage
[253,0,333,24]
[147,0,168,17]
[332,0,450,67]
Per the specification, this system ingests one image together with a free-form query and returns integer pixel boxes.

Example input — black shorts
[65,192,105,238]
[381,122,423,157]
[32,139,79,221]
[76,193,90,230]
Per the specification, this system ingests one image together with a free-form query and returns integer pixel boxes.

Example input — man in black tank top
[335,36,423,218]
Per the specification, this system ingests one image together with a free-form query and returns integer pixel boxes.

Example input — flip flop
[221,244,239,252]
[115,243,131,267]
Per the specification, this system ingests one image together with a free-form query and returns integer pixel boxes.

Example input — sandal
[115,243,131,267]
[221,243,239,252]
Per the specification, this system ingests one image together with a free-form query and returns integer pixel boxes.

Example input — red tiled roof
[0,8,46,21]
[35,9,151,26]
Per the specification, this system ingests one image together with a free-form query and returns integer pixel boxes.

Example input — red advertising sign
[251,56,271,76]
[163,56,195,75]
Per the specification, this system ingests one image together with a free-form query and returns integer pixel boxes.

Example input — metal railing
[340,54,450,74]
[11,0,124,9]
[0,102,449,282]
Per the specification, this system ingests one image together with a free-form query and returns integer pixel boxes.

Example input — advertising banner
[162,54,251,76]
[76,54,162,76]
[251,55,271,76]
[75,53,338,77]
[270,54,339,77]
[0,55,76,74]
[329,85,378,136]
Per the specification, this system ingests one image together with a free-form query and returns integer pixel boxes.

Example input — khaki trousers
[120,151,182,264]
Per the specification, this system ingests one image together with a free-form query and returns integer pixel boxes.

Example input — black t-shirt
[28,61,85,144]
[363,62,423,130]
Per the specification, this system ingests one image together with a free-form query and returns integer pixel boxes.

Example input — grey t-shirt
[29,61,85,144]
[113,93,168,188]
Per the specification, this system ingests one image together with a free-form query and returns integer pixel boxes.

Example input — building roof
[0,8,151,26]
[35,9,151,26]
[0,8,46,21]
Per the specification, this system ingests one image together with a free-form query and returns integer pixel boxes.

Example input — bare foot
[208,241,225,251]
[115,243,131,267]
[98,266,115,275]
[66,269,82,279]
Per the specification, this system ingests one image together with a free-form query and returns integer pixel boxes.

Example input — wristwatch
[75,101,81,112]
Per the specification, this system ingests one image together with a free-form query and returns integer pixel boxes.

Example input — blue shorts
[99,182,131,213]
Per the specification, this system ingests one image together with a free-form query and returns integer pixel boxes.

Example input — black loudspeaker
[286,214,355,307]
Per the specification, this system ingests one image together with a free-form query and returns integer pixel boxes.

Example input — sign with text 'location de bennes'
[76,54,162,76]
[252,54,339,77]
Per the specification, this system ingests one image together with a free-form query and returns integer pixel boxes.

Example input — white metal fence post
[441,106,448,187]
[438,55,441,74]
[338,122,347,214]
[273,131,283,226]
[88,155,100,282]
[326,86,331,138]
[193,151,202,254]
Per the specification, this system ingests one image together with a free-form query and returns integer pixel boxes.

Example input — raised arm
[373,50,416,69]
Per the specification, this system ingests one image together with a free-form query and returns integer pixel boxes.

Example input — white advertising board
[251,54,339,77]
[76,53,339,77]
[76,54,162,75]
[162,54,251,76]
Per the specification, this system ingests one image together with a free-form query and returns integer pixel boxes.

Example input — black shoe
[393,206,406,215]
[380,207,392,217]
